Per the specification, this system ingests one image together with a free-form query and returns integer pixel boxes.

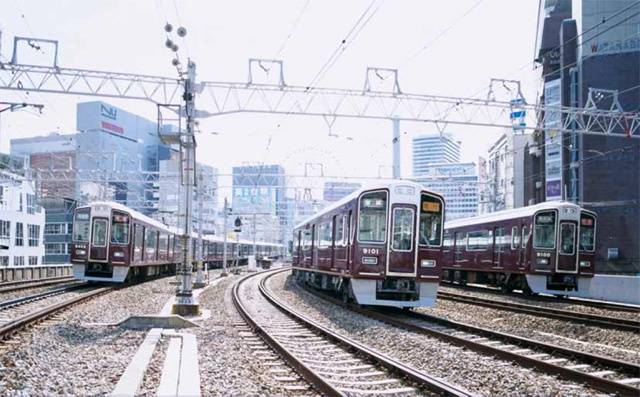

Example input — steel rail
[440,281,640,313]
[0,282,88,309]
[232,271,346,397]
[438,291,640,332]
[0,286,112,340]
[0,276,75,294]
[258,268,477,397]
[298,282,640,396]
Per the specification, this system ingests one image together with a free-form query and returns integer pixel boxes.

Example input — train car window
[559,223,576,255]
[334,216,344,247]
[579,214,596,252]
[158,233,168,253]
[91,219,108,247]
[392,208,414,251]
[511,226,520,250]
[521,225,530,248]
[358,191,388,243]
[302,229,311,251]
[419,194,443,247]
[466,230,490,251]
[494,227,506,252]
[443,230,453,249]
[145,229,157,257]
[73,210,91,242]
[134,225,144,258]
[110,212,130,244]
[318,222,332,248]
[533,211,556,249]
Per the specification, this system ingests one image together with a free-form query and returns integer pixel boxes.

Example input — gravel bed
[0,276,176,395]
[0,282,83,303]
[195,272,318,396]
[439,285,640,321]
[268,270,606,397]
[419,297,640,364]
[137,338,169,396]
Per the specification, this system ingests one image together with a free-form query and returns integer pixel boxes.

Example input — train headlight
[75,249,86,256]
[113,252,124,258]
[362,256,378,265]
[420,259,436,268]
[536,258,549,265]
[579,260,590,268]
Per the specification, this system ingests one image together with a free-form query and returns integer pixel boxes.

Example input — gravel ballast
[268,270,606,397]
[0,276,176,396]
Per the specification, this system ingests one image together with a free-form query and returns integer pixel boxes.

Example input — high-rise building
[530,0,640,272]
[41,197,77,264]
[479,130,533,214]
[412,162,478,221]
[412,133,461,176]
[323,181,362,202]
[232,164,286,243]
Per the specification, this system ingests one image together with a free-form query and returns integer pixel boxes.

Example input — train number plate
[362,248,380,255]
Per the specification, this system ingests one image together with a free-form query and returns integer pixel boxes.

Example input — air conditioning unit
[529,146,541,157]
[535,181,543,189]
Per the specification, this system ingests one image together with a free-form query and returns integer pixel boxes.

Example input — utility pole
[391,118,401,178]
[222,197,229,276]
[172,60,199,315]
[194,170,206,287]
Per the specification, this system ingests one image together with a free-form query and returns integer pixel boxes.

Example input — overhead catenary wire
[275,0,313,58]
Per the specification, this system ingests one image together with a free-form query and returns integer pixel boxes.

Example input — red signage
[101,121,124,134]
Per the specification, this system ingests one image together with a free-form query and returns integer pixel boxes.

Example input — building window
[0,186,4,205]
[15,222,23,246]
[0,220,9,239]
[13,256,24,266]
[0,256,7,266]
[26,194,37,214]
[28,256,38,266]
[28,225,40,247]
[45,243,66,255]
[45,223,66,235]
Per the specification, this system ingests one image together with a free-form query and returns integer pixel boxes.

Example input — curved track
[299,279,640,396]
[437,291,640,332]
[232,269,476,397]
[0,284,112,340]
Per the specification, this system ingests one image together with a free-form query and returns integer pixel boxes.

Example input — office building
[412,162,478,221]
[412,133,461,176]
[41,197,77,264]
[323,181,361,202]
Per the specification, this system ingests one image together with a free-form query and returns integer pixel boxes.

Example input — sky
[0,0,542,197]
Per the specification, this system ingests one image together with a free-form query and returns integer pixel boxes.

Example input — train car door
[89,217,109,262]
[387,204,417,276]
[492,227,505,268]
[556,221,578,273]
[511,226,522,270]
[453,231,464,266]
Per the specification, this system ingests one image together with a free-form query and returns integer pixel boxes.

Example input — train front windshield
[533,211,556,249]
[358,191,388,243]
[73,209,91,242]
[419,194,442,246]
[580,213,596,252]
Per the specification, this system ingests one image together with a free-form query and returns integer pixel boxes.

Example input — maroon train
[71,201,282,282]
[442,201,597,295]
[292,181,446,307]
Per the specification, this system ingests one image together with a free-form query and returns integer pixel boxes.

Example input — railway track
[440,281,640,313]
[0,276,76,294]
[437,291,640,332]
[232,269,476,397]
[0,284,112,340]
[298,280,640,396]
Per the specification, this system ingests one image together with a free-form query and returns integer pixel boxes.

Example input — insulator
[164,23,173,33]
[165,39,173,48]
[172,58,180,66]
[177,27,187,37]
[172,44,179,52]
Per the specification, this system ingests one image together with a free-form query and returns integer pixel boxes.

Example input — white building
[412,162,478,221]
[0,171,45,266]
[479,130,533,214]
[412,133,461,176]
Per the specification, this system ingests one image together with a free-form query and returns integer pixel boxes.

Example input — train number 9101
[362,248,380,255]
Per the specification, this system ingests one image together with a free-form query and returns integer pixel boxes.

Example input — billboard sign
[544,79,563,201]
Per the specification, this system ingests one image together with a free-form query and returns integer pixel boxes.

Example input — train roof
[295,179,435,229]
[445,201,583,229]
